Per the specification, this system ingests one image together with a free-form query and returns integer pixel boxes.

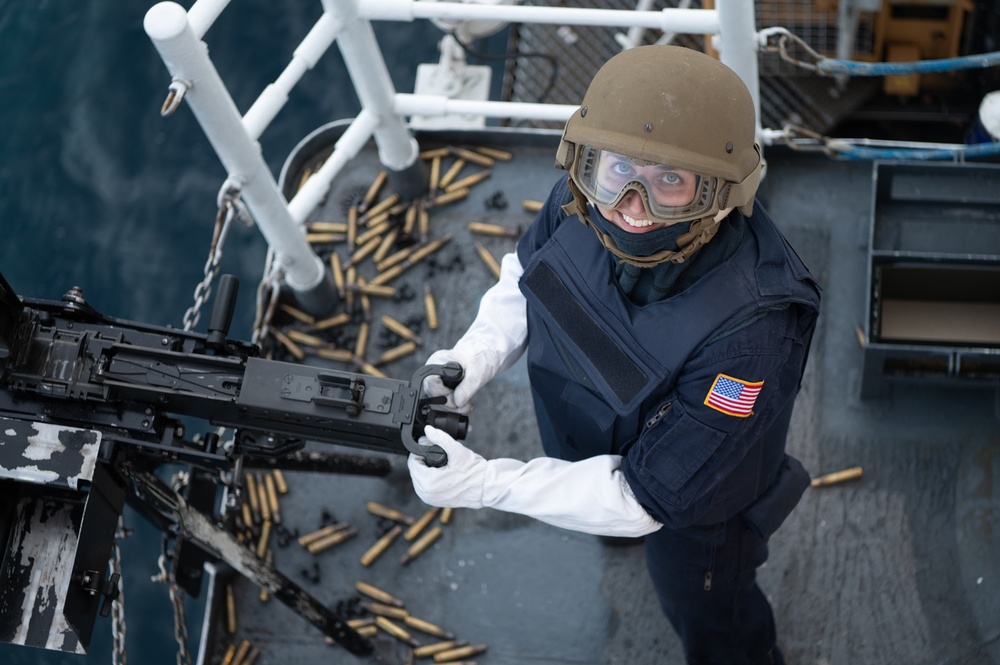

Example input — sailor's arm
[407,426,662,538]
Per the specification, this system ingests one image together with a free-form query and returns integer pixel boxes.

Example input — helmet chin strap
[563,177,727,267]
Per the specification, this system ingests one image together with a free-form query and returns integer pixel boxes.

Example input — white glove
[423,252,528,412]
[408,427,662,538]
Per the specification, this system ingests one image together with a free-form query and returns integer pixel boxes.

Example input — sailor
[408,45,821,665]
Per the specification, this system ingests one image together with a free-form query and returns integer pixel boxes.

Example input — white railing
[144,0,758,303]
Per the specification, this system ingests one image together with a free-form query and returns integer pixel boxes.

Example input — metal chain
[150,470,196,665]
[182,180,252,332]
[152,552,194,665]
[110,518,129,665]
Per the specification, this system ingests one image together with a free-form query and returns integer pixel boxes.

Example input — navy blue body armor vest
[518,201,820,527]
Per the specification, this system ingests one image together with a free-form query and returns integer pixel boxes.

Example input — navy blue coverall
[515,176,821,665]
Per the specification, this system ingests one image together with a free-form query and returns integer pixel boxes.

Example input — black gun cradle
[0,271,465,656]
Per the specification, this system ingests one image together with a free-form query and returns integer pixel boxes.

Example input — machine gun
[0,270,466,656]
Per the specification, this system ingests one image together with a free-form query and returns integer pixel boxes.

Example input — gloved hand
[422,252,528,413]
[408,426,663,538]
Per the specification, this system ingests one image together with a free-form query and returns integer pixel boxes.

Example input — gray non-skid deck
[196,135,999,665]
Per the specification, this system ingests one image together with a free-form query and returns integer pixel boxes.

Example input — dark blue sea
[0,3,467,662]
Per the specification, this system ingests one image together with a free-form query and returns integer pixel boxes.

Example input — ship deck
[195,127,1000,665]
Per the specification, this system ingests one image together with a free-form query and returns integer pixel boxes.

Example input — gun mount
[0,271,465,655]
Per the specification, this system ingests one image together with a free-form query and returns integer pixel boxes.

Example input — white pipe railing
[145,0,759,304]
[144,2,326,295]
[394,93,578,122]
[363,1,721,34]
[242,12,348,140]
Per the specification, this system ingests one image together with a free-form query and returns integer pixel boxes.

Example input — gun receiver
[0,270,465,468]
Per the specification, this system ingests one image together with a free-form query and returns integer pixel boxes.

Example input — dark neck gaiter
[591,206,746,305]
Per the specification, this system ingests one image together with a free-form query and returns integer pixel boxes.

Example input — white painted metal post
[144,2,331,307]
[321,0,425,199]
[714,0,762,142]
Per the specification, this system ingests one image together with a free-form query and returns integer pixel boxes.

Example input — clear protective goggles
[572,146,719,223]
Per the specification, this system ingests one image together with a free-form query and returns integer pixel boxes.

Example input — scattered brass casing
[377,341,418,366]
[233,640,250,665]
[429,155,442,190]
[377,245,416,272]
[362,193,400,222]
[356,283,396,298]
[445,169,491,193]
[272,469,288,494]
[330,252,345,298]
[404,204,418,235]
[381,314,422,344]
[433,643,488,662]
[432,187,469,207]
[474,241,501,280]
[307,527,358,554]
[355,359,387,378]
[226,583,237,634]
[368,264,405,287]
[400,525,442,565]
[361,171,388,212]
[420,147,450,160]
[244,473,261,524]
[264,473,281,525]
[311,312,350,331]
[256,474,271,524]
[373,229,399,265]
[363,601,409,620]
[354,322,370,359]
[468,221,518,238]
[309,221,348,233]
[298,523,350,547]
[286,330,326,348]
[315,347,354,363]
[413,640,466,658]
[474,145,513,161]
[355,580,405,607]
[360,524,403,567]
[452,146,494,167]
[366,501,415,525]
[279,304,315,325]
[375,616,417,646]
[424,285,438,330]
[271,329,305,361]
[811,466,863,488]
[306,232,346,244]
[355,220,391,248]
[404,507,441,541]
[404,614,455,639]
[347,206,358,251]
[256,519,272,558]
[438,158,466,189]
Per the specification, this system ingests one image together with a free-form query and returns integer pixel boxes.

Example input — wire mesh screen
[502,1,878,134]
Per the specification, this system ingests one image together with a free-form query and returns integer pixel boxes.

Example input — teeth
[621,213,653,228]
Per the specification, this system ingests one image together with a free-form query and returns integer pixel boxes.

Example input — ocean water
[0,2,452,662]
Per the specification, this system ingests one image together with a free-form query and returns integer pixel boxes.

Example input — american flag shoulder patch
[704,373,763,417]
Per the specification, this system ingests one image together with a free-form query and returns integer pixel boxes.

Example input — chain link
[182,180,252,332]
[110,518,129,665]
[152,550,194,665]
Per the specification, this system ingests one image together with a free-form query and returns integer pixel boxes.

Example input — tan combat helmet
[556,45,763,266]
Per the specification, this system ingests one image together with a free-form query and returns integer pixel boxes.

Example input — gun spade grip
[422,448,448,468]
[439,361,464,390]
